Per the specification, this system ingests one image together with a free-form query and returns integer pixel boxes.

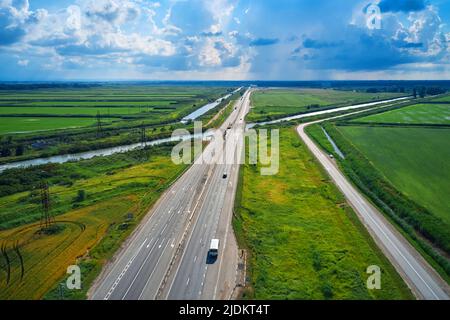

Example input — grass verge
[232,127,413,299]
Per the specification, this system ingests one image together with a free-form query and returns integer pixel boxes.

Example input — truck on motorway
[208,239,219,258]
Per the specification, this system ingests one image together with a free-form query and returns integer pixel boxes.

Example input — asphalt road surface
[297,119,450,300]
[90,89,251,300]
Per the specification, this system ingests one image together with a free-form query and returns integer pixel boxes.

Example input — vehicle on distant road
[223,172,228,179]
[329,154,334,159]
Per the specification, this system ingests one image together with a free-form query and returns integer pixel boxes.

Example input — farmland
[337,126,450,226]
[0,85,240,165]
[233,127,412,299]
[353,103,450,125]
[0,117,115,135]
[429,95,450,103]
[0,85,233,135]
[309,98,450,279]
[247,89,404,122]
[0,143,189,299]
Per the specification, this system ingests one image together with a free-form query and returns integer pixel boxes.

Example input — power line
[39,181,53,231]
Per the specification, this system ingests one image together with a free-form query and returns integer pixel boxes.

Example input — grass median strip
[233,127,413,299]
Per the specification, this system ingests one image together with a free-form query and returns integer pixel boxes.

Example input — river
[180,87,243,123]
[0,95,408,173]
[247,96,410,128]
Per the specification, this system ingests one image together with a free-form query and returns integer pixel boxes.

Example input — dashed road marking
[104,238,148,300]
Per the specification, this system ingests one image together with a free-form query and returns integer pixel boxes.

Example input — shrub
[74,190,86,202]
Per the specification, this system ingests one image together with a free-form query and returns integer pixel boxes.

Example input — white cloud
[146,6,182,36]
[203,0,235,36]
[17,58,28,66]
[66,5,82,31]
[198,38,221,66]
[83,0,140,26]
[0,0,46,45]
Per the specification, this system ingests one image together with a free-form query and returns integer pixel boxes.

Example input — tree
[419,87,426,98]
[74,190,86,202]
[15,144,24,156]
[0,147,11,157]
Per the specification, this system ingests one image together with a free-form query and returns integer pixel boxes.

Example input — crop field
[0,86,232,134]
[0,117,115,135]
[247,89,404,122]
[429,95,450,103]
[0,106,173,116]
[337,126,450,226]
[233,128,412,299]
[353,103,450,125]
[0,143,188,299]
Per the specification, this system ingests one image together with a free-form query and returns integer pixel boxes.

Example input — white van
[209,239,219,257]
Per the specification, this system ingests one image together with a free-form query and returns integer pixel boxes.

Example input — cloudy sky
[0,0,449,80]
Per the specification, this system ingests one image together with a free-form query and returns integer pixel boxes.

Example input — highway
[297,118,450,300]
[89,89,449,301]
[90,89,251,300]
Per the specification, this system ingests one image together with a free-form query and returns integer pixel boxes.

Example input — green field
[0,86,232,134]
[354,104,450,125]
[0,143,189,299]
[337,126,450,225]
[0,106,172,116]
[429,95,450,103]
[0,117,115,134]
[247,89,403,122]
[0,85,239,165]
[233,128,412,299]
[0,101,176,107]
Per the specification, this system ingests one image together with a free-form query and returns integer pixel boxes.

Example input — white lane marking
[186,278,190,286]
[158,239,165,249]
[104,238,148,300]
[194,255,197,262]
[137,240,170,300]
[122,235,164,300]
